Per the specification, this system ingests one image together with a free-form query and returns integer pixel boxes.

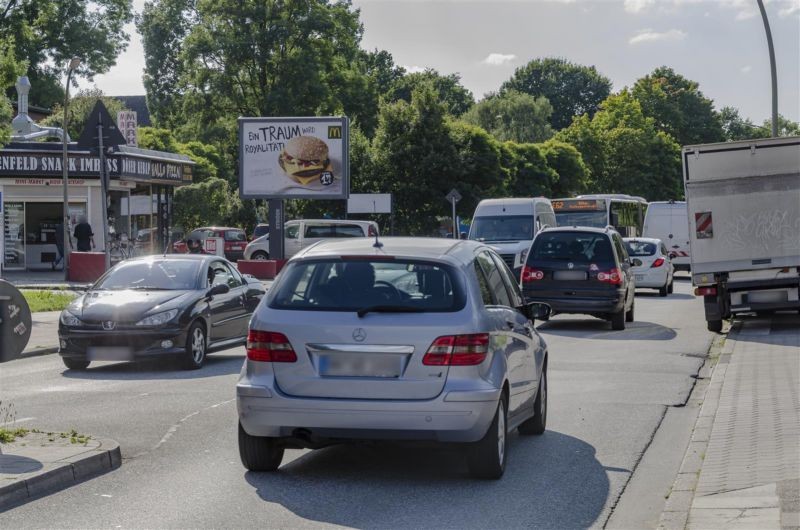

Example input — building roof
[113,96,151,126]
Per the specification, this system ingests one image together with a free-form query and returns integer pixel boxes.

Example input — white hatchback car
[237,237,551,479]
[624,237,675,296]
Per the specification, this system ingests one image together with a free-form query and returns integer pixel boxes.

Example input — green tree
[500,142,556,198]
[40,89,127,139]
[631,66,724,146]
[462,90,553,143]
[0,0,133,108]
[761,115,800,137]
[538,139,589,197]
[137,126,230,185]
[501,57,612,130]
[557,91,681,200]
[172,177,234,231]
[447,120,504,216]
[718,106,764,141]
[0,37,25,146]
[387,69,474,117]
[137,126,179,152]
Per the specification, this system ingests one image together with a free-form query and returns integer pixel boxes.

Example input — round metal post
[756,0,778,137]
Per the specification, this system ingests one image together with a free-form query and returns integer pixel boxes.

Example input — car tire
[519,368,547,436]
[468,394,507,480]
[238,422,284,472]
[707,319,723,333]
[251,251,269,261]
[626,298,635,322]
[62,357,90,370]
[668,280,674,294]
[182,321,206,370]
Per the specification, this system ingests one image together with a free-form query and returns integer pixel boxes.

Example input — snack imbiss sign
[238,117,349,199]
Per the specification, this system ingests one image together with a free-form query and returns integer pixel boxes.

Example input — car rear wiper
[356,305,425,318]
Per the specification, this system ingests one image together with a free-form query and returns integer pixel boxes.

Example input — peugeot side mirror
[208,283,230,297]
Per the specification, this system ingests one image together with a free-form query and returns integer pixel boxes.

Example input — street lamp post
[62,57,81,281]
[756,0,778,137]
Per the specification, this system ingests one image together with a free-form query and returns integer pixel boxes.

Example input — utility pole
[62,58,81,280]
[756,0,779,137]
[97,117,111,270]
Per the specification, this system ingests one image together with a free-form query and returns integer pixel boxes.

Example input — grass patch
[21,290,76,312]
[0,427,29,443]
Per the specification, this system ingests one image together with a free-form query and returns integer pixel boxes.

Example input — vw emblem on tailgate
[352,328,367,342]
[567,262,574,269]
[102,321,116,331]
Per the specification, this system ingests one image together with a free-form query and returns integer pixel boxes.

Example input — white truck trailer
[683,136,800,332]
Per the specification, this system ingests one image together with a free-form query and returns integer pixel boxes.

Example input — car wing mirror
[208,283,230,297]
[520,302,551,321]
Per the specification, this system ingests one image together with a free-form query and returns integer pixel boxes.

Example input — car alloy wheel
[252,251,269,261]
[191,327,205,363]
[183,322,206,370]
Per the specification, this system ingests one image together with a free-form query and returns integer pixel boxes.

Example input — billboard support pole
[268,199,284,260]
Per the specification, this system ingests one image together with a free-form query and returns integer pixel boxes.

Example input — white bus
[552,194,647,237]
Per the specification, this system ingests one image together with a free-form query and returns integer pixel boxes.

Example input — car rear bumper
[523,292,624,314]
[58,327,188,360]
[237,380,500,443]
[633,268,669,288]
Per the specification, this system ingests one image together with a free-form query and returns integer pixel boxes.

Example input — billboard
[239,117,349,199]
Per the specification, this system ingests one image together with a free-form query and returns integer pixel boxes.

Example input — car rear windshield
[625,240,657,256]
[529,232,615,264]
[269,259,465,312]
[225,230,246,241]
[94,259,200,290]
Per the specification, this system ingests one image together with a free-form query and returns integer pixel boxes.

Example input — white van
[643,201,691,271]
[468,198,556,274]
[244,219,379,260]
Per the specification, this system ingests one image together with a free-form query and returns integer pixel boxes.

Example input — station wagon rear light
[597,268,623,285]
[422,333,489,366]
[246,330,297,362]
[651,258,665,268]
[521,266,544,283]
[694,286,717,296]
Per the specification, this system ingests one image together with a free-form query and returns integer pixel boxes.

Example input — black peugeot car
[520,226,637,330]
[58,255,265,370]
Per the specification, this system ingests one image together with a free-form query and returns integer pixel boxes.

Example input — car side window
[612,234,628,262]
[286,225,299,239]
[476,251,513,307]
[210,261,242,288]
[473,262,494,306]
[489,251,523,307]
[661,243,669,256]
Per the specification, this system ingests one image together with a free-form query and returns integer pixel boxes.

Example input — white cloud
[779,0,800,17]
[624,0,655,14]
[482,53,517,66]
[402,65,427,74]
[629,28,687,45]
[741,65,752,74]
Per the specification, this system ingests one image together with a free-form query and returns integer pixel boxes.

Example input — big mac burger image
[278,135,332,185]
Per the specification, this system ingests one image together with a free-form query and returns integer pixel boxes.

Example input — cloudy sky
[85,0,800,124]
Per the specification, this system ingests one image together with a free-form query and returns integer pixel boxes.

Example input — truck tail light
[521,266,544,283]
[422,333,489,366]
[651,258,665,268]
[597,268,623,285]
[694,286,717,296]
[246,330,297,362]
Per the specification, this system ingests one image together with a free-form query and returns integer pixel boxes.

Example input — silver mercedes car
[236,237,551,479]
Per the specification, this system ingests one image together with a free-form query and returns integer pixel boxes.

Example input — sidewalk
[2,270,91,291]
[22,311,61,356]
[659,314,800,529]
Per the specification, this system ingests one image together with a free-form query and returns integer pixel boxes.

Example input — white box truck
[683,136,800,332]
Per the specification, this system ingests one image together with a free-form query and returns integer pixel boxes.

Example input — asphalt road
[0,276,713,528]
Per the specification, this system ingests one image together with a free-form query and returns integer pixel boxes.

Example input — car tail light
[651,258,665,268]
[422,333,489,366]
[246,330,297,362]
[521,266,544,283]
[695,286,717,296]
[597,268,623,285]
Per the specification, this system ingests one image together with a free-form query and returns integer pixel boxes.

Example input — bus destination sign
[552,199,605,211]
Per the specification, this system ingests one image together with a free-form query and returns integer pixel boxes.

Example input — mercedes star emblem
[352,328,367,342]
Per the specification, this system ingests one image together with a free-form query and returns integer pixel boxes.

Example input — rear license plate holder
[317,353,402,378]
[87,346,133,361]
[553,270,587,281]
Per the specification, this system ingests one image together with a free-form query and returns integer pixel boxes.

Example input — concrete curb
[657,326,734,529]
[0,437,121,512]
[20,346,59,358]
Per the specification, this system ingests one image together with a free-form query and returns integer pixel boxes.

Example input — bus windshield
[554,211,608,228]
[469,215,534,242]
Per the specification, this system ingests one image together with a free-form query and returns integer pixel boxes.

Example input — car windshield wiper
[356,305,425,318]
[127,286,172,290]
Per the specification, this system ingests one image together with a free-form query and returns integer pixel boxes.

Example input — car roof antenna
[371,202,383,248]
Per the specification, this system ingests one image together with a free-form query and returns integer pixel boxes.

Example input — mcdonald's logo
[328,126,342,139]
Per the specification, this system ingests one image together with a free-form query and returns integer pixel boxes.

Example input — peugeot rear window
[625,240,657,256]
[530,232,615,264]
[269,258,465,312]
